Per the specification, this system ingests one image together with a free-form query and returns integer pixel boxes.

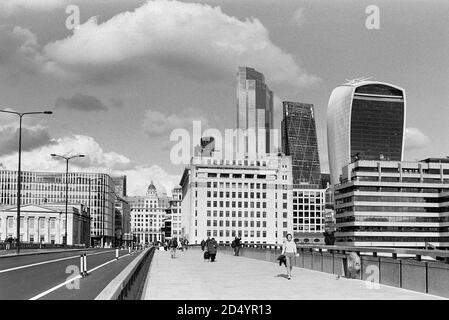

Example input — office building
[282,101,321,187]
[114,196,132,246]
[334,159,449,248]
[112,175,127,197]
[194,137,215,157]
[0,170,116,246]
[127,181,167,244]
[327,80,406,186]
[236,66,274,155]
[180,154,293,245]
[0,203,90,246]
[170,187,183,240]
[292,188,325,234]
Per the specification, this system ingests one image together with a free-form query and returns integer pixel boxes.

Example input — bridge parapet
[218,243,449,298]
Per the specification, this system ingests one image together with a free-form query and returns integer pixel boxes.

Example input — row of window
[337,206,449,214]
[337,215,449,223]
[207,220,269,228]
[206,229,267,238]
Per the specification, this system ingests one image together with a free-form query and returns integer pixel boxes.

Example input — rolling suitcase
[204,251,210,260]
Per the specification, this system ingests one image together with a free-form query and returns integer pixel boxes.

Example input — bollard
[83,254,88,276]
[116,248,119,260]
[128,246,131,254]
[80,254,84,275]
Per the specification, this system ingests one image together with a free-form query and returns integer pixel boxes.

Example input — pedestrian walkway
[143,248,443,300]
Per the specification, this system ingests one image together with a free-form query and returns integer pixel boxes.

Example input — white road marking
[29,253,133,300]
[0,250,125,274]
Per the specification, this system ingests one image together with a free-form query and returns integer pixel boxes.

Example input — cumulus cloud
[116,165,181,196]
[0,124,54,156]
[143,109,209,137]
[34,0,319,87]
[0,0,70,16]
[0,134,133,171]
[0,133,179,196]
[0,25,70,79]
[55,93,108,112]
[405,127,431,150]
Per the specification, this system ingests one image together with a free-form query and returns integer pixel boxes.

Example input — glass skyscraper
[236,66,273,155]
[327,80,406,186]
[281,101,321,187]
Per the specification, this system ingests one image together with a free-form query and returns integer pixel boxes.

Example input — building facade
[112,175,127,197]
[282,101,321,187]
[327,80,406,186]
[0,203,90,246]
[334,159,449,248]
[180,154,293,245]
[292,188,325,234]
[0,170,116,246]
[194,137,215,157]
[114,197,132,246]
[127,182,167,244]
[170,187,183,240]
[236,66,274,155]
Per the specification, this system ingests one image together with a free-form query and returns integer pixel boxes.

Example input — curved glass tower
[327,80,406,186]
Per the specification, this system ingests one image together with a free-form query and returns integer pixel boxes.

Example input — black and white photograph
[0,0,448,311]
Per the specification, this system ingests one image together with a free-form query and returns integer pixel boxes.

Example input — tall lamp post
[0,109,53,254]
[50,153,85,246]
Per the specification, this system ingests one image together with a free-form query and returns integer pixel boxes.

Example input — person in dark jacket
[169,238,178,259]
[200,239,206,251]
[206,238,218,262]
[233,236,241,256]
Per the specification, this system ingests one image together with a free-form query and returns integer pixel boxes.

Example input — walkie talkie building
[327,80,406,186]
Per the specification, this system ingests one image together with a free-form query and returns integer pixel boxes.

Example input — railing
[95,246,156,300]
[220,243,449,298]
[0,242,86,250]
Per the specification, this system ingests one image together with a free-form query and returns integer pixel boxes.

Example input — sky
[0,0,447,196]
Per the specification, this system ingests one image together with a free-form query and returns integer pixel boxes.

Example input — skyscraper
[194,136,215,157]
[236,66,274,155]
[281,101,321,187]
[327,80,406,186]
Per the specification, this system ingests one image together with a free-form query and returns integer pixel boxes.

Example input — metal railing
[0,242,86,250]
[219,243,449,298]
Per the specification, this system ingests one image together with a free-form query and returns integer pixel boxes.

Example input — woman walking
[282,234,298,280]
[207,238,218,262]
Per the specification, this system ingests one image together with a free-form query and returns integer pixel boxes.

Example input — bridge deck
[143,248,442,300]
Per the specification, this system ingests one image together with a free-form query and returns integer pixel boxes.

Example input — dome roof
[147,180,157,195]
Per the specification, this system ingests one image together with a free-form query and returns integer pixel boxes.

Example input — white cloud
[0,134,132,172]
[292,8,305,27]
[116,165,180,196]
[0,25,70,79]
[37,0,318,87]
[0,134,179,196]
[405,127,431,151]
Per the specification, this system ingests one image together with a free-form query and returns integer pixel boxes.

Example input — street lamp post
[50,153,85,246]
[0,109,52,254]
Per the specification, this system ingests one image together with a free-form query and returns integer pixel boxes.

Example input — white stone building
[180,154,293,245]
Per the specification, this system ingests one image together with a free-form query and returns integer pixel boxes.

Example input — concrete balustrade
[220,243,449,298]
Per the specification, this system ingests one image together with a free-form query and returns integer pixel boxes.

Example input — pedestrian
[233,236,241,256]
[207,237,218,262]
[184,239,189,251]
[177,239,183,251]
[200,239,206,251]
[281,233,298,280]
[169,238,178,258]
